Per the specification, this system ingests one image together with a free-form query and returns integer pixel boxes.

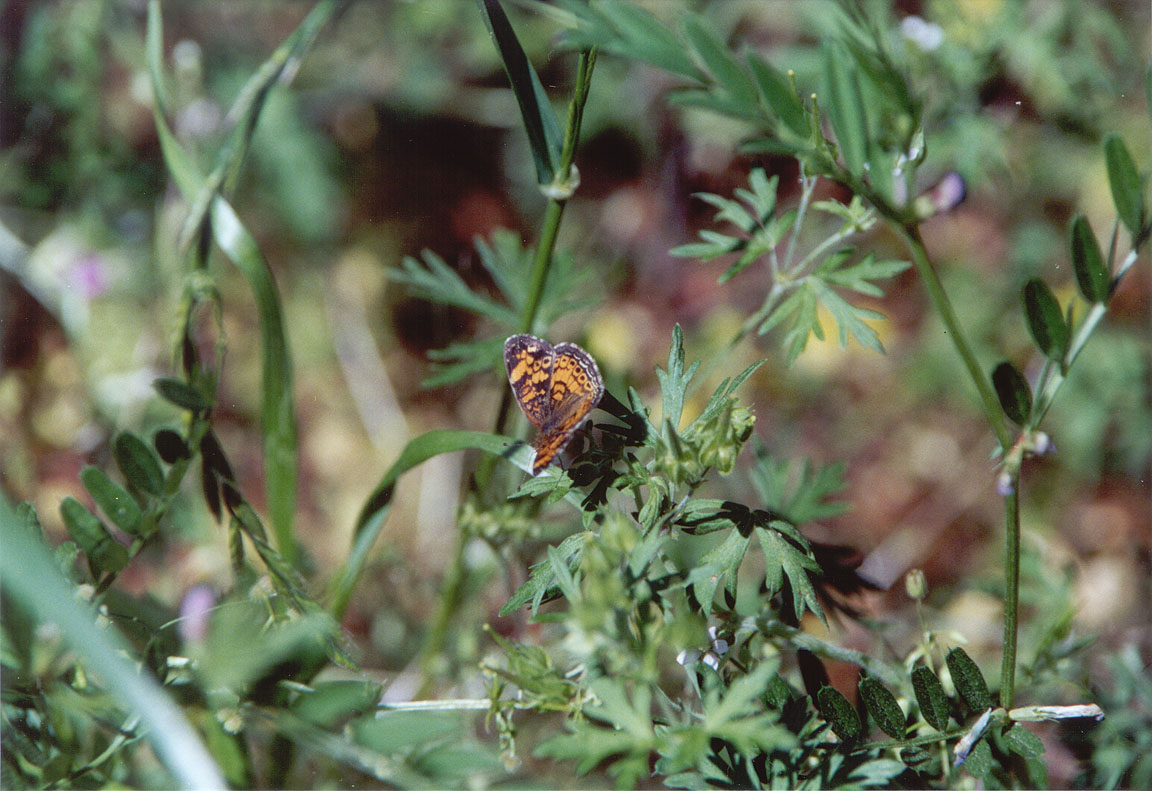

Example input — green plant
[2,1,1147,789]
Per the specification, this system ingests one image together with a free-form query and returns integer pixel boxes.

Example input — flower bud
[905,569,928,601]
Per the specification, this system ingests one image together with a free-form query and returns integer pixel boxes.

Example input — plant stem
[899,225,1013,450]
[999,477,1021,707]
[419,49,598,692]
[780,171,817,273]
[416,526,468,697]
[492,49,597,443]
[896,223,1022,710]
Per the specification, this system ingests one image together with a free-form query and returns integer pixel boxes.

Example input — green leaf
[819,252,910,297]
[746,53,807,138]
[212,1,339,198]
[1021,279,1068,363]
[208,200,300,557]
[200,596,334,691]
[1003,724,1045,758]
[991,361,1033,426]
[475,231,594,327]
[764,673,796,710]
[559,0,703,81]
[80,467,143,536]
[510,465,576,505]
[477,0,563,185]
[757,523,824,624]
[688,358,764,429]
[149,6,302,564]
[154,428,192,463]
[813,194,873,226]
[2,493,226,789]
[60,496,129,575]
[848,759,907,785]
[194,0,334,561]
[910,665,951,731]
[1069,214,1111,303]
[153,377,211,412]
[718,217,795,285]
[964,737,993,778]
[669,237,739,260]
[353,710,460,754]
[200,714,250,787]
[697,191,758,231]
[1104,133,1145,237]
[750,451,849,524]
[390,251,518,327]
[414,742,505,780]
[535,719,647,781]
[690,529,751,615]
[899,745,934,770]
[808,278,886,352]
[817,685,861,742]
[546,544,581,604]
[487,630,579,705]
[945,647,992,713]
[740,169,781,219]
[682,15,757,110]
[228,501,314,613]
[291,680,383,728]
[760,283,821,365]
[330,430,567,620]
[423,336,507,389]
[655,325,698,433]
[702,661,796,755]
[586,676,654,737]
[500,532,587,616]
[822,40,870,177]
[859,676,906,738]
[114,432,165,497]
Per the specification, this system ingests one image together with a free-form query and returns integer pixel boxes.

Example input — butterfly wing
[529,343,604,474]
[504,334,555,430]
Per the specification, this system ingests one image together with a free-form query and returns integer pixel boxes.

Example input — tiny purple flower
[72,253,109,299]
[178,584,216,644]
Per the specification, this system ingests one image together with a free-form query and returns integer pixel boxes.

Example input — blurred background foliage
[0,0,1149,787]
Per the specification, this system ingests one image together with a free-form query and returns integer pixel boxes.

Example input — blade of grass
[327,430,577,621]
[477,0,564,184]
[0,498,226,790]
[148,1,303,565]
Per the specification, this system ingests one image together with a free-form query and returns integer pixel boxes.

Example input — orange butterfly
[504,334,604,475]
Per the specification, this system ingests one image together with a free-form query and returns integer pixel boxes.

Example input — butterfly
[504,334,604,475]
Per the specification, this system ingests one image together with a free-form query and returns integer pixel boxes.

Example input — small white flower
[677,648,702,667]
[1010,703,1105,722]
[901,16,945,52]
[996,471,1014,496]
[953,708,994,766]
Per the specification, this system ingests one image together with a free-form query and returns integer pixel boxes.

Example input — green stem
[420,49,598,691]
[496,47,595,440]
[899,224,1013,449]
[521,201,566,333]
[491,49,597,443]
[416,526,468,697]
[780,171,818,273]
[515,47,596,339]
[999,478,1021,707]
[1033,246,1140,426]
